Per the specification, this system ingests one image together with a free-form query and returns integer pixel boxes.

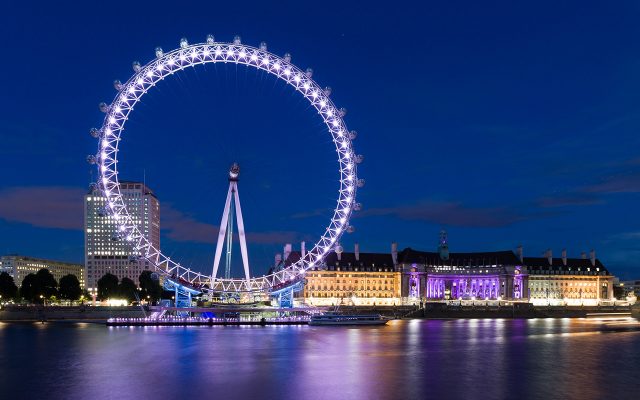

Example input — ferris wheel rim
[93,37,360,292]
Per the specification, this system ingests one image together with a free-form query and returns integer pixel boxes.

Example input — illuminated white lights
[94,39,358,292]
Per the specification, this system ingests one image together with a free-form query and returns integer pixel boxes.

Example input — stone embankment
[403,303,632,319]
[0,305,145,322]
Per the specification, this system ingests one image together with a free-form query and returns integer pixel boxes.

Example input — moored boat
[309,312,388,326]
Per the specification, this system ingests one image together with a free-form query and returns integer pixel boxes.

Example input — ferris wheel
[88,35,363,293]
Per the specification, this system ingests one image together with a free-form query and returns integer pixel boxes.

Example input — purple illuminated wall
[426,276,502,300]
[512,268,523,299]
[409,273,420,298]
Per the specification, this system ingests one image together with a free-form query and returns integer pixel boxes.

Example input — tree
[36,269,58,298]
[19,269,58,303]
[59,274,82,301]
[0,272,18,300]
[117,277,138,303]
[20,273,40,303]
[139,270,163,303]
[97,273,119,300]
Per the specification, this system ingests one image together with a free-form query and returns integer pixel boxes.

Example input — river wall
[0,305,146,322]
[403,303,632,319]
[1,304,633,322]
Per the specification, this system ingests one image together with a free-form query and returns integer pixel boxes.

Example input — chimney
[337,244,342,261]
[516,245,523,263]
[301,241,306,260]
[545,249,552,266]
[590,249,596,266]
[275,253,282,267]
[581,252,587,259]
[391,242,398,265]
[355,242,360,261]
[561,248,567,266]
[284,243,292,263]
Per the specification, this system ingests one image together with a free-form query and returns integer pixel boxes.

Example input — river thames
[1,318,639,399]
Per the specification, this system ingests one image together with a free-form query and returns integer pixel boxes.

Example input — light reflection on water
[0,319,639,400]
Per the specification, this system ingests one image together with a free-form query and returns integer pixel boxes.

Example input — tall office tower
[84,181,160,293]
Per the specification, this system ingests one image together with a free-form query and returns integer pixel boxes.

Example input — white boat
[309,312,388,326]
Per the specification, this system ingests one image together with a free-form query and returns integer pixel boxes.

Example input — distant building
[84,181,160,291]
[0,255,84,288]
[525,249,614,305]
[620,280,640,297]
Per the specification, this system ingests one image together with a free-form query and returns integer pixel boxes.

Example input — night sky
[1,1,639,279]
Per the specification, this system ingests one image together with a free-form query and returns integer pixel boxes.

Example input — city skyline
[0,2,639,279]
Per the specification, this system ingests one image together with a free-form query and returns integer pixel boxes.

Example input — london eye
[88,35,363,294]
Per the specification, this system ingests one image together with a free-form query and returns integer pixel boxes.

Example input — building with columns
[277,233,616,306]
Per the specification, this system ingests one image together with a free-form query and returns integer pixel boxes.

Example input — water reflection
[0,319,639,400]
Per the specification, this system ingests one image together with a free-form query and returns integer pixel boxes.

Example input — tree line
[0,269,164,304]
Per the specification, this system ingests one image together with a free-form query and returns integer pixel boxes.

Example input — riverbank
[0,305,145,322]
[404,303,633,319]
[1,304,635,322]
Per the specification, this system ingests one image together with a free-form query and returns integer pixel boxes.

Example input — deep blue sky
[1,1,639,279]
